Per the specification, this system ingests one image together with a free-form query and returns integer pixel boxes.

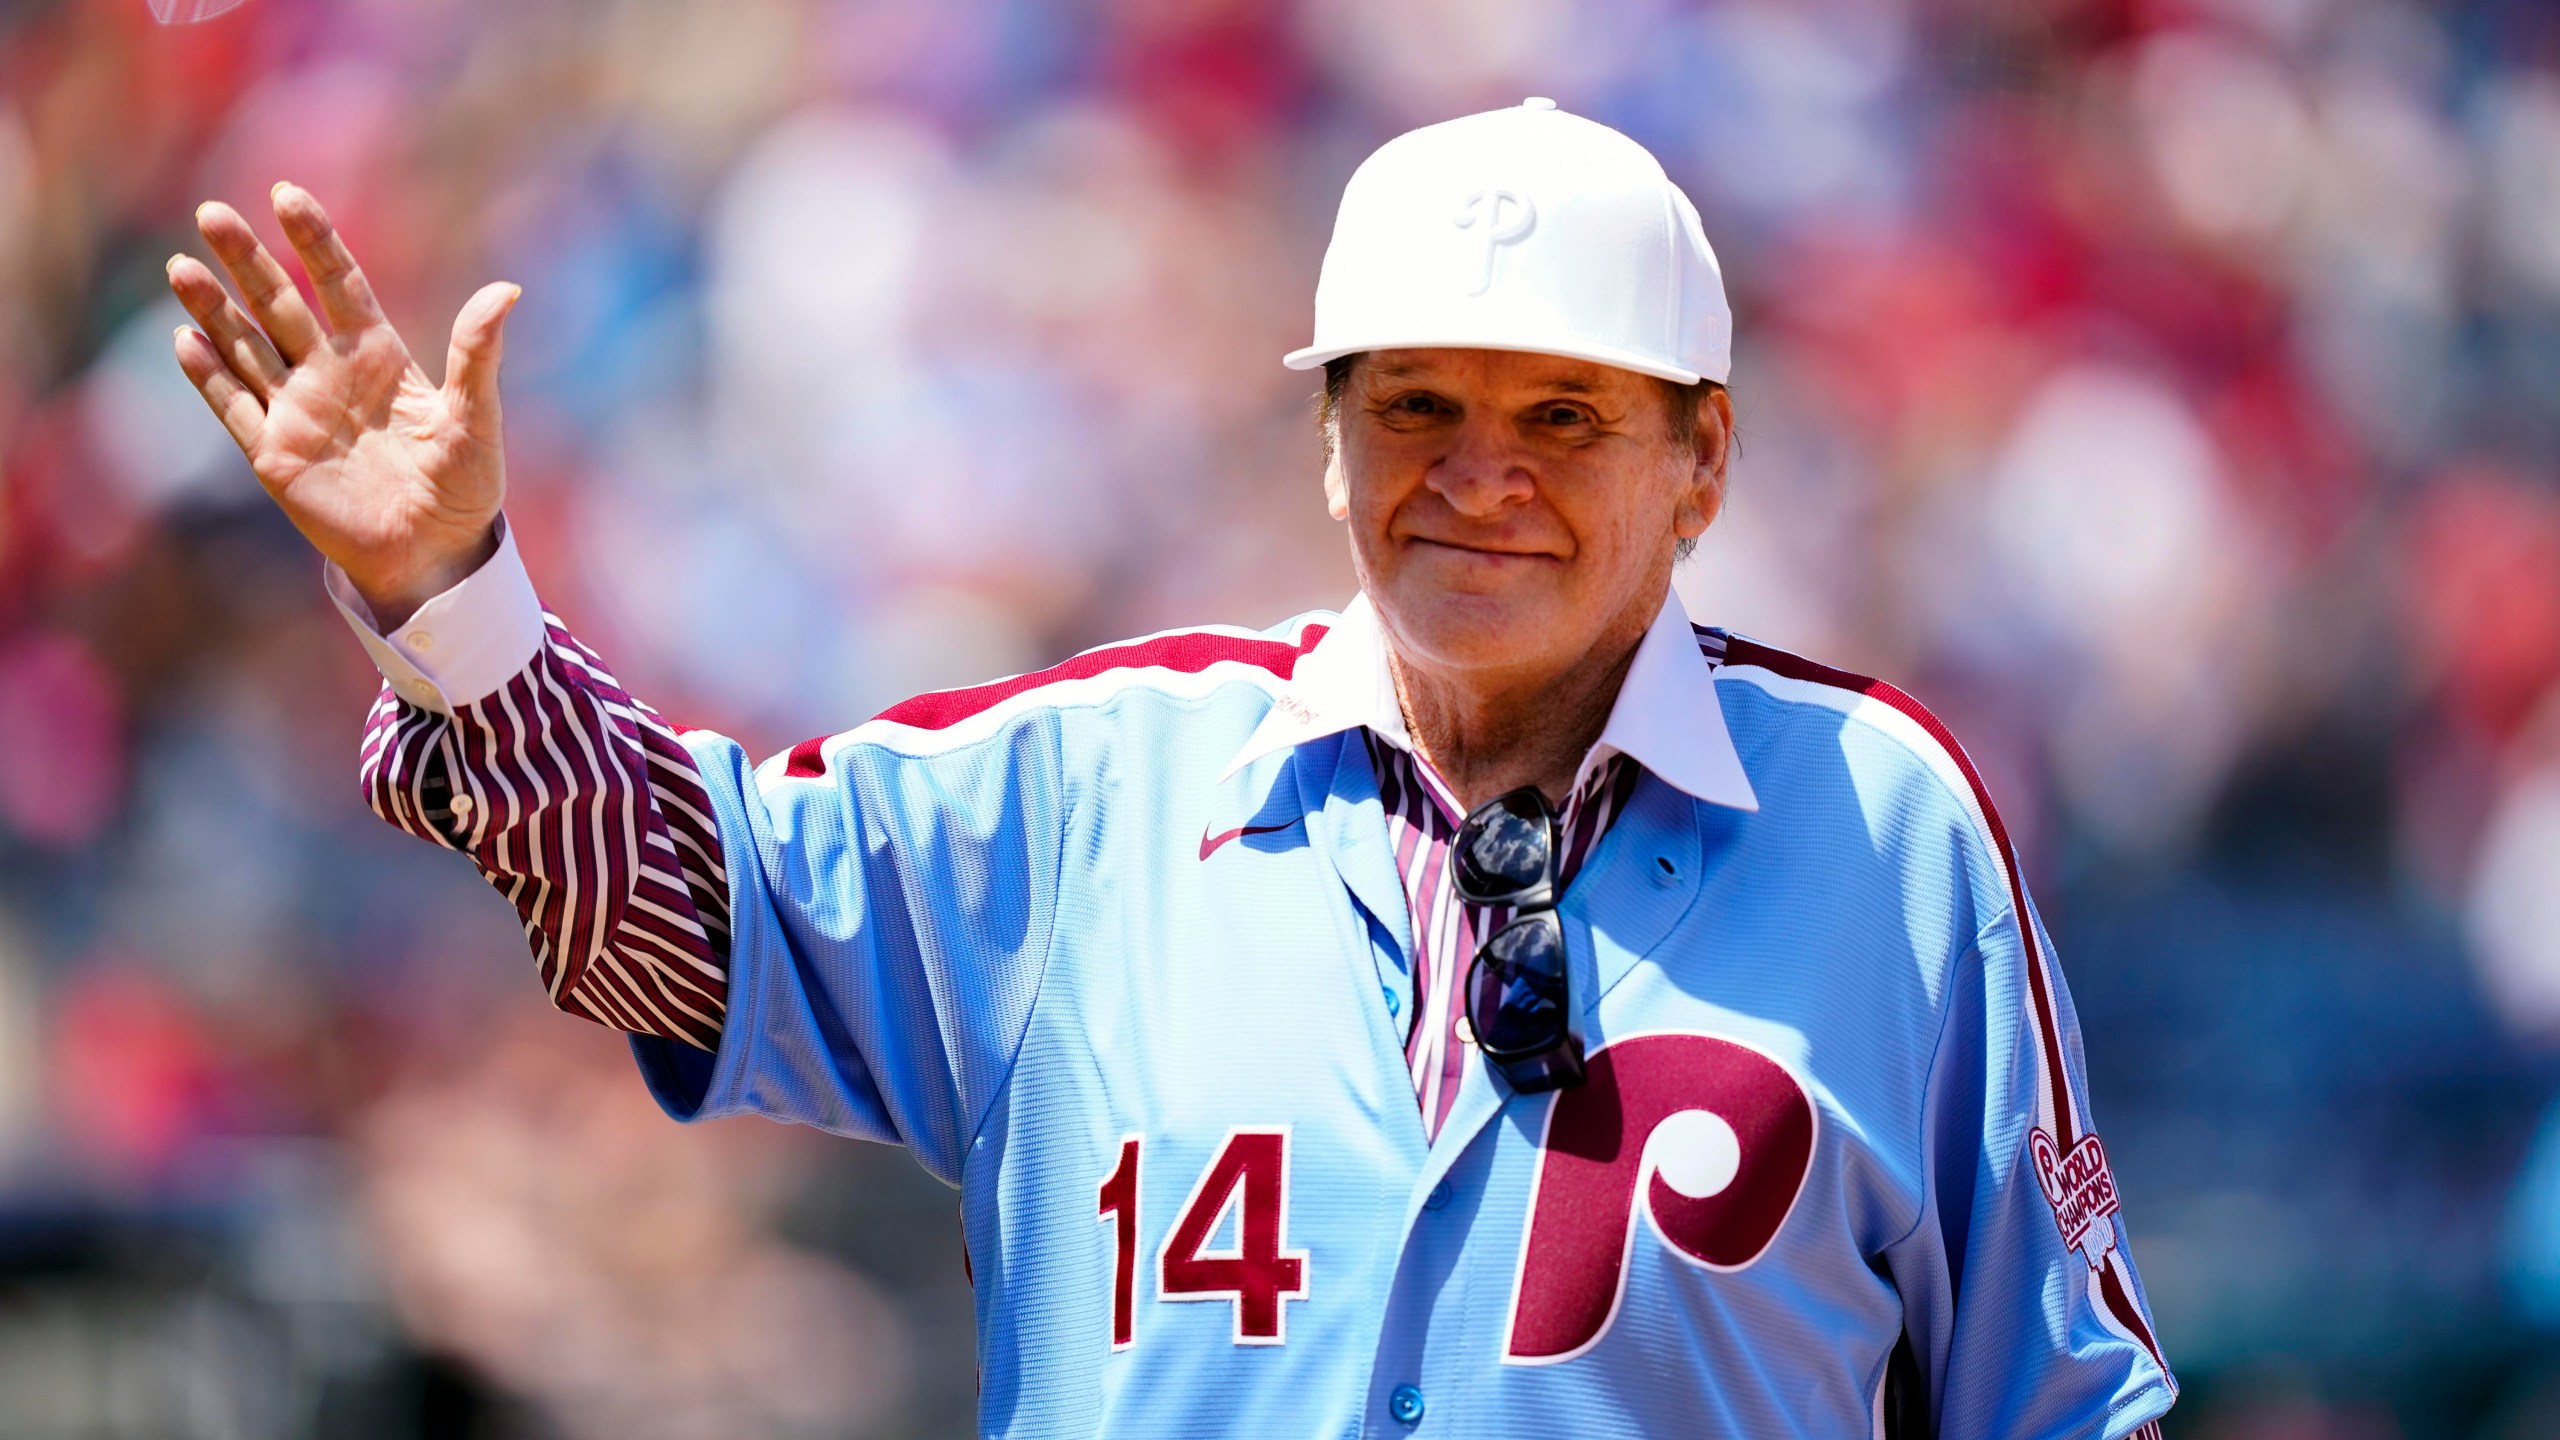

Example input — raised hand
[168,183,520,630]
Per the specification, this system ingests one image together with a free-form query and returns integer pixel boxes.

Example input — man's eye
[1544,405,1590,425]
[1392,395,1442,414]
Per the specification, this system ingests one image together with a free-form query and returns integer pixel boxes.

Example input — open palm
[170,183,519,628]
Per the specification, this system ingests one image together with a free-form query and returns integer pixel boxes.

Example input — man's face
[1326,347,1729,684]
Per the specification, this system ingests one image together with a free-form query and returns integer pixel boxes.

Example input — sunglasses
[1453,786,1586,1093]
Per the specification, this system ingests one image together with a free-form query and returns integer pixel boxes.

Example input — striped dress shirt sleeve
[360,614,733,1051]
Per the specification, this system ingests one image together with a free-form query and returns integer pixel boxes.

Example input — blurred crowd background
[1,0,2558,1433]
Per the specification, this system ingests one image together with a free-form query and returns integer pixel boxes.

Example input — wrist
[346,523,502,631]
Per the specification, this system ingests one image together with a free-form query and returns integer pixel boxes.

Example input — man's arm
[338,522,732,1049]
[1886,900,2177,1439]
[170,183,1062,1179]
[165,185,740,1050]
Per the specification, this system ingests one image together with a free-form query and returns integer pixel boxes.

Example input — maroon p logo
[1502,1032,1818,1363]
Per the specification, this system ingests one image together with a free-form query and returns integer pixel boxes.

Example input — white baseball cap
[1284,98,1732,386]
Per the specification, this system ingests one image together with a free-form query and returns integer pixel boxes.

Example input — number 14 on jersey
[1097,1128,1311,1348]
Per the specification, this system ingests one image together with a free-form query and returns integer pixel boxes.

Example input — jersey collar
[1221,587,1760,813]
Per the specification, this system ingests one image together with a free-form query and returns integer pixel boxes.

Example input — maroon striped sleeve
[357,615,732,1050]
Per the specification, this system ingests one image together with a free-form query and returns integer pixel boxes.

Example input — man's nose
[1423,416,1535,517]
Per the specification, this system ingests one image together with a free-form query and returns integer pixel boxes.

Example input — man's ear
[1324,447,1349,521]
[1673,385,1733,541]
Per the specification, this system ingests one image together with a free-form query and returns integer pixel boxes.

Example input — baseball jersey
[333,525,2177,1438]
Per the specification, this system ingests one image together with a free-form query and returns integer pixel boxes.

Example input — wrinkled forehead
[1349,346,1660,399]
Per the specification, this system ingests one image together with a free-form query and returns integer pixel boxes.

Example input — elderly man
[170,101,2173,1438]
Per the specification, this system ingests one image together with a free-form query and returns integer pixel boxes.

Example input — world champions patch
[2029,1127,2122,1270]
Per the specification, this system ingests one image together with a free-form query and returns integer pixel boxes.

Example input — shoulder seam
[1876,925,1991,1258]
[959,684,1076,1185]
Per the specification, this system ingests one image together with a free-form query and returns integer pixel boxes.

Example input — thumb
[444,281,522,443]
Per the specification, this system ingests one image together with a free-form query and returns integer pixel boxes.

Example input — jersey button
[1388,1384,1426,1426]
[1423,1180,1452,1212]
[1382,985,1401,1016]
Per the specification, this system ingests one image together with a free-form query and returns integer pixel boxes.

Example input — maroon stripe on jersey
[2101,1257,2167,1380]
[1717,636,2078,1148]
[876,626,1330,732]
[785,735,828,778]
[783,625,1330,778]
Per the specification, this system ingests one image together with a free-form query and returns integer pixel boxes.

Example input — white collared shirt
[1223,586,1760,815]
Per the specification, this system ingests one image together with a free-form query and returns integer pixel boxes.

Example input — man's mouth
[1407,536,1556,561]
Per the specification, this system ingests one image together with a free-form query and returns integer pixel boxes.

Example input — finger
[174,326,265,455]
[195,198,324,363]
[270,182,387,336]
[165,254,289,398]
[444,281,521,444]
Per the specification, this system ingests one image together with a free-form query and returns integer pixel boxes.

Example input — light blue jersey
[633,590,2176,1439]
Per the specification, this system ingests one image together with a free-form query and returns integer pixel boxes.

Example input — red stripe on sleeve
[876,626,1327,732]
[783,623,1328,780]
[785,735,828,778]
[1719,633,2169,1380]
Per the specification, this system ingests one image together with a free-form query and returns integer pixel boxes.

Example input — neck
[1386,612,1650,813]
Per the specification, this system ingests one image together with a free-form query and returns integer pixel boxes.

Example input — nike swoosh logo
[1200,821,1297,861]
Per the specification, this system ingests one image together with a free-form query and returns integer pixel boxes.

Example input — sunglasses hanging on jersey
[1452,786,1586,1093]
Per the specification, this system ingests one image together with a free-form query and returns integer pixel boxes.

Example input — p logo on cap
[1453,188,1537,296]
[1285,98,1733,386]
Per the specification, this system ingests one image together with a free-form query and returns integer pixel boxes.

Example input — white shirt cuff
[324,518,548,714]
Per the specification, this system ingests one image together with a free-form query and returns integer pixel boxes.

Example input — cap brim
[1282,336,1709,386]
